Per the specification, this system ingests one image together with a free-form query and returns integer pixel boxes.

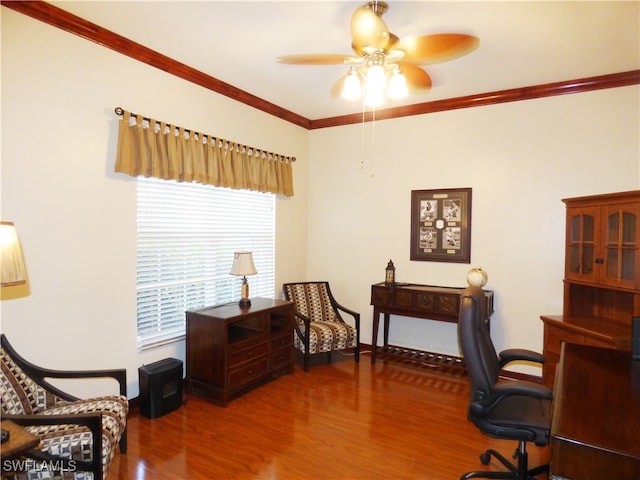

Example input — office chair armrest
[493,380,553,401]
[499,348,545,368]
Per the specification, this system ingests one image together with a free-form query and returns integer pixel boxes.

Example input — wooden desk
[550,343,640,479]
[370,283,494,366]
[540,314,631,388]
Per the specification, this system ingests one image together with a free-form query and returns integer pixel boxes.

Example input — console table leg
[371,309,380,364]
[383,313,390,351]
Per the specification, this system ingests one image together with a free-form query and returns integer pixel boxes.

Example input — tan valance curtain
[114,109,294,196]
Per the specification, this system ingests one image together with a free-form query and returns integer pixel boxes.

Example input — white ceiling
[50,1,640,120]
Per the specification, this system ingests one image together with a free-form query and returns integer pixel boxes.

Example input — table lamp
[230,251,257,307]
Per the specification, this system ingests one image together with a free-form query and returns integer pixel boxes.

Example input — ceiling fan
[277,1,480,107]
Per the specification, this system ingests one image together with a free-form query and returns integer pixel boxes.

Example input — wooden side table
[1,419,39,459]
[186,298,295,406]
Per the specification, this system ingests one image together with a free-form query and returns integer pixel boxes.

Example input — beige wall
[306,90,639,375]
[1,8,639,395]
[0,10,308,397]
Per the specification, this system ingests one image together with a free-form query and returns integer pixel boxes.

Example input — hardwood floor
[109,352,549,479]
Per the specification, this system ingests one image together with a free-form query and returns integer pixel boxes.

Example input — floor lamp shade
[0,222,27,287]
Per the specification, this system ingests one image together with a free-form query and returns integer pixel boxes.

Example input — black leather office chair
[457,286,552,480]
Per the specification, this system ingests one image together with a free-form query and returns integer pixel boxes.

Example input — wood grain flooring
[109,352,549,479]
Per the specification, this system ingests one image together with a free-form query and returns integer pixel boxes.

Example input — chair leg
[461,472,515,480]
[303,350,310,372]
[460,441,548,480]
[460,449,516,480]
[525,463,549,479]
[119,428,127,453]
[354,344,360,363]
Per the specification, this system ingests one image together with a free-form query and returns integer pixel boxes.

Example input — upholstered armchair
[283,281,360,372]
[0,334,128,479]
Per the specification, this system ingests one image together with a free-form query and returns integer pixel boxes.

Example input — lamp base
[238,298,252,308]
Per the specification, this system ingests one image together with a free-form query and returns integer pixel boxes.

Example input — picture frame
[410,188,472,263]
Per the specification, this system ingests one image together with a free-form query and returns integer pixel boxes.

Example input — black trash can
[138,358,183,419]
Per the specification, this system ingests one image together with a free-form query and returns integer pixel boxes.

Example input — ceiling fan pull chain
[370,108,376,178]
[361,103,366,169]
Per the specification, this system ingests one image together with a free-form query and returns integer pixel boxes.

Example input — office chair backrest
[458,285,501,403]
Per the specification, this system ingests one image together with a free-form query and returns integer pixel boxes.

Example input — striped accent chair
[0,334,128,480]
[283,282,360,372]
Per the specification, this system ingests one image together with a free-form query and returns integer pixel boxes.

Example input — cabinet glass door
[603,204,638,288]
[566,207,597,282]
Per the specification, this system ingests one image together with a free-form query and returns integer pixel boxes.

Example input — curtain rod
[114,107,296,162]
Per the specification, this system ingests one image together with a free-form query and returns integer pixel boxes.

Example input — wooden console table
[370,283,494,367]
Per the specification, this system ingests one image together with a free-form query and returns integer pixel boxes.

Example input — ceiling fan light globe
[388,70,408,99]
[365,65,386,95]
[342,71,362,101]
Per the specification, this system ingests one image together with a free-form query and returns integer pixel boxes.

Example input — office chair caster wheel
[480,452,491,465]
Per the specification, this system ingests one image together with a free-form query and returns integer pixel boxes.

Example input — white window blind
[136,177,275,349]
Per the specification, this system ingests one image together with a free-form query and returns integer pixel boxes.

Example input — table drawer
[228,358,268,387]
[228,342,268,368]
[270,345,292,370]
[271,331,291,350]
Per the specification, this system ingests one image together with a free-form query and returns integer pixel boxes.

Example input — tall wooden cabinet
[541,190,640,387]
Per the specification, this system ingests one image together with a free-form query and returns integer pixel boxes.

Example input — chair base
[461,442,549,480]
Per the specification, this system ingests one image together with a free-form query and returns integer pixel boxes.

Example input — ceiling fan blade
[398,63,432,92]
[350,4,391,53]
[277,54,356,65]
[397,34,480,65]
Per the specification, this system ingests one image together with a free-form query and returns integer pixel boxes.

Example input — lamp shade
[0,222,27,287]
[230,251,257,276]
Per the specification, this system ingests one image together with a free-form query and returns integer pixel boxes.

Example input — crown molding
[309,70,640,129]
[3,1,639,131]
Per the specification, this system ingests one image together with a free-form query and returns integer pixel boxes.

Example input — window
[136,177,275,349]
